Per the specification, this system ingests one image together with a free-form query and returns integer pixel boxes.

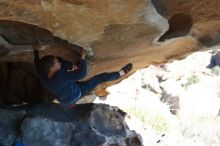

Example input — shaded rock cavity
[159,14,193,42]
[0,45,10,57]
[0,20,83,60]
[0,62,51,106]
[0,20,85,107]
[0,20,53,45]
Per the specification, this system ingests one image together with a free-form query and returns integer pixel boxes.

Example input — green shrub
[126,106,170,133]
[211,66,220,76]
[180,116,220,146]
[184,74,200,88]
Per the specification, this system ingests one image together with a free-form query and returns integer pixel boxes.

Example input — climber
[32,43,133,108]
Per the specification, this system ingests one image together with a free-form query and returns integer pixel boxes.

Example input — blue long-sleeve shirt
[34,50,87,105]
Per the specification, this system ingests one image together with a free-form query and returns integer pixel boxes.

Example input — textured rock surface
[0,0,166,46]
[0,109,26,146]
[0,103,142,146]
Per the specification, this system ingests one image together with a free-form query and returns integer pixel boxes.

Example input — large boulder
[0,0,199,74]
[0,103,142,146]
[0,0,203,100]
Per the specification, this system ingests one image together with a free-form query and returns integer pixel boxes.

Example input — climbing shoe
[121,63,133,75]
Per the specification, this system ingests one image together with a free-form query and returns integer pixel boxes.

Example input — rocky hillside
[95,48,220,146]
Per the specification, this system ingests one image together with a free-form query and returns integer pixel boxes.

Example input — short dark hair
[39,55,56,75]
